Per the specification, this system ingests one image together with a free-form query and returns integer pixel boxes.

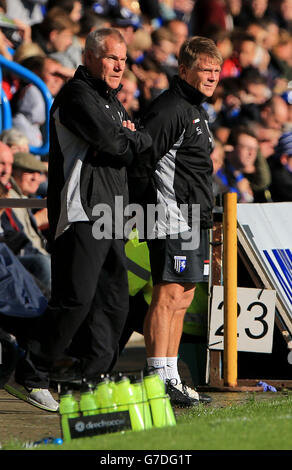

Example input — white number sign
[209,286,276,353]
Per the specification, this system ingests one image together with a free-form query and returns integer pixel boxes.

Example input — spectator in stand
[273,0,292,34]
[233,67,273,125]
[166,19,189,60]
[254,122,281,161]
[0,144,50,294]
[245,20,286,89]
[214,76,290,136]
[0,7,32,48]
[127,28,152,68]
[0,128,48,197]
[245,20,273,78]
[268,131,292,201]
[0,181,48,375]
[211,138,256,203]
[192,0,232,36]
[0,5,36,100]
[50,9,111,70]
[239,67,272,105]
[173,0,195,32]
[203,80,225,129]
[225,0,246,28]
[132,57,169,115]
[270,29,292,82]
[225,125,272,202]
[256,18,292,92]
[5,152,51,290]
[31,6,79,76]
[220,31,258,79]
[211,76,242,133]
[246,18,270,49]
[110,6,141,46]
[46,0,83,24]
[236,0,278,28]
[12,81,46,149]
[263,17,281,51]
[0,29,14,62]
[259,94,289,131]
[6,0,47,26]
[210,139,230,203]
[0,128,30,154]
[11,55,69,148]
[0,142,13,187]
[13,41,46,64]
[206,26,233,65]
[141,27,177,81]
[117,68,139,118]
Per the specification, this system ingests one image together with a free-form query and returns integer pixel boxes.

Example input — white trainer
[5,378,59,412]
[172,380,212,403]
[175,382,200,400]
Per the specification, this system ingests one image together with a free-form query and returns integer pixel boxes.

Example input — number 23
[215,301,269,339]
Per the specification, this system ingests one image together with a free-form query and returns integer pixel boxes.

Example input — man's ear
[83,48,92,68]
[280,154,288,166]
[49,29,58,45]
[179,64,187,80]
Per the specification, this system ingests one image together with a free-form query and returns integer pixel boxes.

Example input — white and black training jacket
[143,75,215,237]
[47,65,152,241]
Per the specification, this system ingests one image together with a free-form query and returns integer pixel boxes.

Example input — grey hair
[0,128,29,146]
[84,28,126,58]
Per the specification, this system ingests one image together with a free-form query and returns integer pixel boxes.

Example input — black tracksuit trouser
[16,222,129,388]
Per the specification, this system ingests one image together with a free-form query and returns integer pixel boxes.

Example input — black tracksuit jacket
[143,75,214,236]
[47,65,152,241]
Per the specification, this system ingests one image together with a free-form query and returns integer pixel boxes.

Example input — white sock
[147,357,167,382]
[166,356,181,384]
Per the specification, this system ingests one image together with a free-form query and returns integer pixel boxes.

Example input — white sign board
[237,203,292,325]
[209,286,276,353]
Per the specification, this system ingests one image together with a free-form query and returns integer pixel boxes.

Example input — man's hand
[122,120,136,131]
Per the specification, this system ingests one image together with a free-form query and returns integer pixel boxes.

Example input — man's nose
[208,71,217,81]
[114,59,125,70]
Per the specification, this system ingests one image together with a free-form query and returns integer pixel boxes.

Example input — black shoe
[198,392,212,404]
[177,380,212,404]
[166,379,199,408]
[49,359,83,385]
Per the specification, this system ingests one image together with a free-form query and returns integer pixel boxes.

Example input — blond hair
[13,42,46,64]
[178,36,223,69]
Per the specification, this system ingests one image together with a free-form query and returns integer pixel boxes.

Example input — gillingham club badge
[174,255,187,273]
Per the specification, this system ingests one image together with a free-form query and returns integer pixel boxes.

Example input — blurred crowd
[0,0,291,294]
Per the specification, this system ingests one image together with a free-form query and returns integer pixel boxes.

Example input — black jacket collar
[74,65,122,98]
[171,75,206,106]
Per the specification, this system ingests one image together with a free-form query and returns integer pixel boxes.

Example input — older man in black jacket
[5,28,152,411]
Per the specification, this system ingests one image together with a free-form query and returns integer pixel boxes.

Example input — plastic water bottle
[79,380,98,416]
[94,377,117,413]
[132,377,153,430]
[59,386,80,442]
[114,375,145,431]
[143,370,176,428]
[114,375,132,412]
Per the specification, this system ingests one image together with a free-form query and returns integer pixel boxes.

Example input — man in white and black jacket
[142,36,223,407]
[5,28,152,412]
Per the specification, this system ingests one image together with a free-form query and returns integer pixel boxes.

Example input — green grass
[4,393,292,451]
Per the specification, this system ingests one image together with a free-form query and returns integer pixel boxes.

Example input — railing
[0,198,46,209]
[0,54,53,156]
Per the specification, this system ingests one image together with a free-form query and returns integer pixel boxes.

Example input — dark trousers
[16,222,129,388]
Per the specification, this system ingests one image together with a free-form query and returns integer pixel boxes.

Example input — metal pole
[223,192,238,387]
